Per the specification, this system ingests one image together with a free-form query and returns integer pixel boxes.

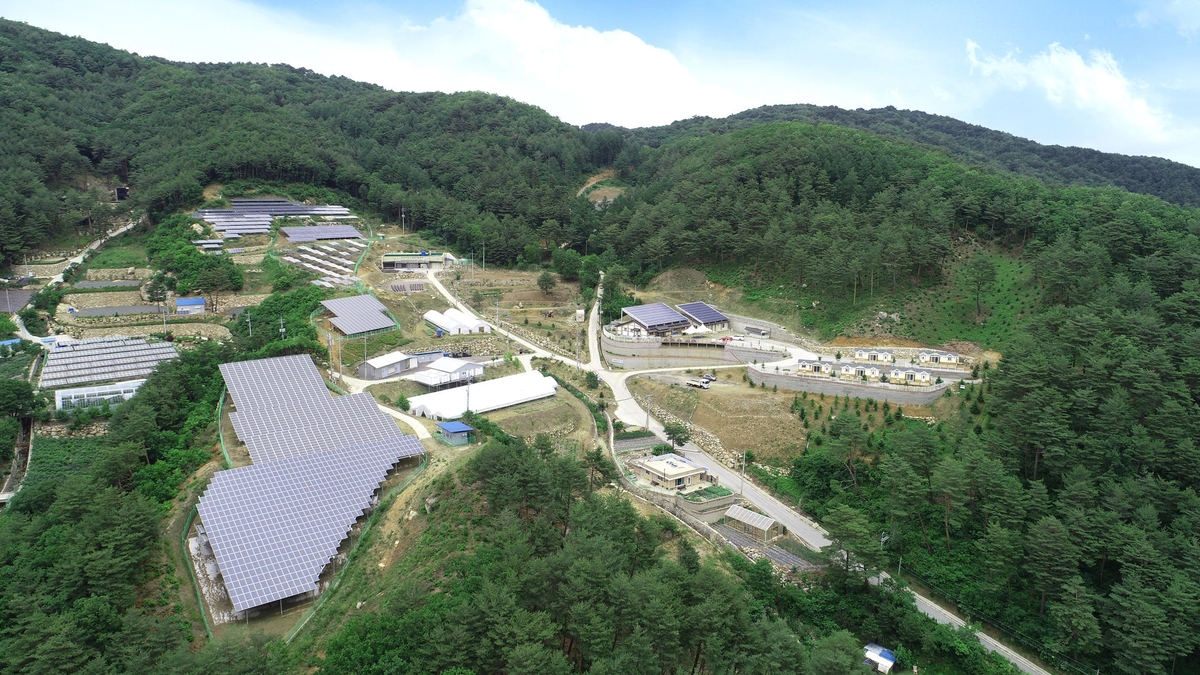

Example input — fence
[215,386,232,469]
[180,506,214,640]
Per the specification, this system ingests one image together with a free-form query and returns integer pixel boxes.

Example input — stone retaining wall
[84,268,153,281]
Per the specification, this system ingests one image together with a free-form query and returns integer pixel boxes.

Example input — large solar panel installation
[220,354,331,410]
[622,302,691,332]
[200,353,426,613]
[282,225,364,242]
[676,302,729,326]
[230,393,402,464]
[197,435,424,612]
[320,295,396,335]
[40,337,178,389]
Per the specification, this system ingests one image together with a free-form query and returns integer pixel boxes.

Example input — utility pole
[246,311,252,337]
[740,449,748,495]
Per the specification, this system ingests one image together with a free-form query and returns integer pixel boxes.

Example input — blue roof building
[436,420,474,446]
[175,297,206,315]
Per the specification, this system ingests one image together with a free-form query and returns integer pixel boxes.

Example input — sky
[4,0,1200,166]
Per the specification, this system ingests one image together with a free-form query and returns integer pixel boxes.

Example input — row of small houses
[850,348,960,367]
[795,359,939,385]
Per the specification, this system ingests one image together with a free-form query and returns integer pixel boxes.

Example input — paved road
[419,265,1049,675]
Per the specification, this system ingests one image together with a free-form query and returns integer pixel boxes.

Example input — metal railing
[215,386,231,469]
[180,505,214,640]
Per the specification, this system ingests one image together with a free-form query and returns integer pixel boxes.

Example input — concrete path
[375,405,432,439]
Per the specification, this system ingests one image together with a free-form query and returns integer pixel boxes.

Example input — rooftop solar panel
[197,434,424,612]
[320,295,395,335]
[40,337,178,388]
[676,302,729,326]
[621,302,691,332]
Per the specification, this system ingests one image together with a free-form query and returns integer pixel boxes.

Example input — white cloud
[966,40,1172,143]
[1136,0,1200,37]
[0,0,743,127]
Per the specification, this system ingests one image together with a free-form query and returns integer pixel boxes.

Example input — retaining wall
[747,367,948,404]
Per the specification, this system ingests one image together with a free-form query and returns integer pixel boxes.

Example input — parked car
[701,374,717,382]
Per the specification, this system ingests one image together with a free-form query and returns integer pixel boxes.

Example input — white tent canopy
[444,308,490,333]
[423,309,468,335]
[408,371,558,419]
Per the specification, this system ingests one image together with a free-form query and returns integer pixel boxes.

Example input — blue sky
[5,0,1200,166]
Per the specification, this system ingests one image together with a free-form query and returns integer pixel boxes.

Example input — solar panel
[220,355,331,411]
[40,337,178,388]
[621,302,691,332]
[320,295,395,335]
[197,434,424,612]
[282,226,364,242]
[230,393,403,464]
[677,302,729,326]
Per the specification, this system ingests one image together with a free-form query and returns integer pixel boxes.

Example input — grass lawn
[84,242,148,270]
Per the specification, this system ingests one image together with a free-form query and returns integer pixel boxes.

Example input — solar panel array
[231,392,402,464]
[192,199,353,236]
[676,302,729,326]
[321,295,396,335]
[197,434,424,612]
[282,225,364,242]
[622,302,691,332]
[203,354,425,612]
[0,289,35,314]
[40,337,179,388]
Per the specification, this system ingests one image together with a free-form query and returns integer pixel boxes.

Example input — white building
[423,309,469,335]
[917,349,960,367]
[854,348,894,364]
[443,308,490,334]
[408,370,558,419]
[408,357,484,388]
[54,379,146,411]
[889,366,933,385]
[358,351,417,379]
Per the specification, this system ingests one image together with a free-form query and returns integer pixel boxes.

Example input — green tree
[961,253,997,316]
[807,629,871,675]
[662,422,690,449]
[1024,516,1079,615]
[931,456,968,550]
[822,504,878,576]
[1047,576,1102,658]
[537,270,557,294]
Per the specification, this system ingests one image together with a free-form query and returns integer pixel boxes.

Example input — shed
[409,357,484,388]
[424,309,468,335]
[444,308,490,333]
[175,297,206,315]
[724,504,783,543]
[436,421,474,446]
[863,643,896,673]
[359,351,416,380]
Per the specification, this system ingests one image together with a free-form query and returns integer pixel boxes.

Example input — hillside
[588,103,1200,208]
[0,19,605,265]
[1,19,1199,675]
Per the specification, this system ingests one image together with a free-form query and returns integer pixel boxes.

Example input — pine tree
[1024,516,1079,616]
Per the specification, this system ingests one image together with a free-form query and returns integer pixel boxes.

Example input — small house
[854,348,893,364]
[359,351,416,380]
[175,297,206,316]
[796,359,834,376]
[918,349,959,367]
[436,421,474,446]
[889,367,933,385]
[840,363,882,381]
[724,504,783,543]
[632,453,710,490]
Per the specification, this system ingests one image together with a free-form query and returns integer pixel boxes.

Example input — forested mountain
[3,16,1200,675]
[0,18,606,265]
[597,103,1200,208]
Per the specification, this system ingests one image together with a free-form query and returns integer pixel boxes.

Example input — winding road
[417,268,1048,675]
